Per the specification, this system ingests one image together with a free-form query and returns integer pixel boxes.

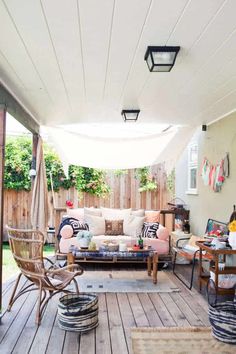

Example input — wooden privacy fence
[52,164,170,210]
[3,164,171,240]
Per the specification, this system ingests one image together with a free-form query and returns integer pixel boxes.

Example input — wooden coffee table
[67,246,158,284]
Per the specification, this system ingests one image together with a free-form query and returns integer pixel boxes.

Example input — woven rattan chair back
[7,227,45,282]
[6,226,84,325]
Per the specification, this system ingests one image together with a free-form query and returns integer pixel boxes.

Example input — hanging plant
[73,166,111,197]
[135,167,157,192]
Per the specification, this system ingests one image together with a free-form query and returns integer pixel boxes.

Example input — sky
[6,113,30,135]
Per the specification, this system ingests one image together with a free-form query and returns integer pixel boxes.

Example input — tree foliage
[4,136,158,196]
[4,137,32,190]
[4,136,110,197]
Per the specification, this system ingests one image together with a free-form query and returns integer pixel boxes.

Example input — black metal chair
[173,219,228,290]
[172,235,205,290]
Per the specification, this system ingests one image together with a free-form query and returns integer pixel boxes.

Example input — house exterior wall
[176,112,236,235]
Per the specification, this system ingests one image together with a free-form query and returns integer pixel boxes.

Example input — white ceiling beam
[0,83,39,134]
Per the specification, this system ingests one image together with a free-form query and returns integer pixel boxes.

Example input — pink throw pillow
[145,211,160,223]
[156,227,169,240]
[60,224,73,239]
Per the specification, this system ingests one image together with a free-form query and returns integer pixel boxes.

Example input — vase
[228,232,236,250]
[78,238,90,249]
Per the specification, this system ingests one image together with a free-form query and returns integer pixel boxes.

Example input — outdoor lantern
[29,168,36,177]
[144,46,180,72]
[121,110,140,122]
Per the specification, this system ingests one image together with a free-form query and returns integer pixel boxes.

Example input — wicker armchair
[6,226,84,325]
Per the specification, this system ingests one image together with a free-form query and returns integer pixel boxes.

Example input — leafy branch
[135,167,158,192]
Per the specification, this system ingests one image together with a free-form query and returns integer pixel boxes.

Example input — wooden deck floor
[0,267,210,354]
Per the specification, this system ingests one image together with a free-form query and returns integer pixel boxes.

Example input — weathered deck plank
[117,293,136,353]
[127,293,149,327]
[28,295,59,354]
[62,331,80,354]
[138,293,163,327]
[46,314,66,354]
[95,294,111,354]
[12,299,39,354]
[159,292,190,327]
[149,293,176,327]
[1,268,211,354]
[79,329,96,354]
[0,289,37,353]
[0,279,32,343]
[106,293,129,354]
[169,291,204,326]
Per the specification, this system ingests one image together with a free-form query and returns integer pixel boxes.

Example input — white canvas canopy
[44,124,196,172]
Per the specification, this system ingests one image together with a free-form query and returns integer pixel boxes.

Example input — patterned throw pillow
[58,217,89,240]
[105,219,124,235]
[141,222,159,238]
[145,211,160,223]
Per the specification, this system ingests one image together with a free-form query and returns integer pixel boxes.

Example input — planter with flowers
[76,230,93,249]
[66,200,74,209]
[228,220,236,249]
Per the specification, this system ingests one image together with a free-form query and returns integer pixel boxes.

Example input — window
[187,143,198,194]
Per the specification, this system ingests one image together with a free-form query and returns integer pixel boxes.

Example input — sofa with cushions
[58,207,170,255]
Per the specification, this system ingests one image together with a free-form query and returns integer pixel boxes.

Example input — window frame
[186,143,198,194]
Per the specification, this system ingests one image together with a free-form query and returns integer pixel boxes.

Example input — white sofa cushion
[84,207,102,217]
[66,208,84,221]
[101,207,131,220]
[123,215,145,237]
[84,214,105,236]
[131,209,145,217]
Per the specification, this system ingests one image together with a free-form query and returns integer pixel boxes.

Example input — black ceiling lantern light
[121,109,140,122]
[144,46,180,72]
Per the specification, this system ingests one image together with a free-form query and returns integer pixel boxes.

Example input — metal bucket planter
[58,293,99,332]
[208,301,236,344]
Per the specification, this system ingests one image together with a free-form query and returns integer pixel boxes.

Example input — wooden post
[0,104,6,320]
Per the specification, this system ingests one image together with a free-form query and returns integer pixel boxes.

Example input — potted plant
[76,230,93,248]
[228,220,236,249]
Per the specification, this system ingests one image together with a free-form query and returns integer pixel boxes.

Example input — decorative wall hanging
[201,153,229,192]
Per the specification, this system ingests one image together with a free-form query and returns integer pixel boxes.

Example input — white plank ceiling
[0,0,236,127]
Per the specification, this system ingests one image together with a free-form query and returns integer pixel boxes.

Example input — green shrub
[4,137,32,190]
[135,167,158,192]
[4,136,110,197]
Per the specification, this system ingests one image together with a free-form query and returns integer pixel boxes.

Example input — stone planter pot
[78,238,90,248]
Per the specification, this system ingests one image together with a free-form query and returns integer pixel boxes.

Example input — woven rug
[76,270,179,293]
[131,327,236,354]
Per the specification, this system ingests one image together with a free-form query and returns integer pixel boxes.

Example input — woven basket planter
[58,293,99,332]
[208,301,236,344]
